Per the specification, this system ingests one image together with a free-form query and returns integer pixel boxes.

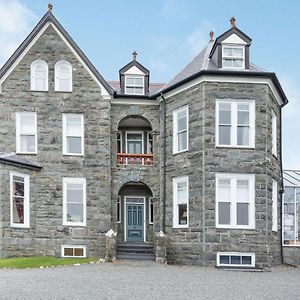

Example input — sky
[0,0,299,169]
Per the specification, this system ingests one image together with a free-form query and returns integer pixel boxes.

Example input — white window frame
[216,173,255,229]
[125,75,145,95]
[55,60,73,92]
[173,106,189,154]
[16,112,37,154]
[216,252,255,267]
[272,180,278,232]
[272,110,277,156]
[149,197,153,224]
[125,131,144,154]
[30,59,48,91]
[173,176,189,228]
[216,99,255,148]
[10,172,30,228]
[222,45,245,69]
[61,245,86,258]
[117,196,121,224]
[63,177,86,226]
[62,114,84,156]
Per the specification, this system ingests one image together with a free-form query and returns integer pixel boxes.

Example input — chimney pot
[230,16,236,28]
[48,3,53,12]
[132,50,137,61]
[209,31,214,42]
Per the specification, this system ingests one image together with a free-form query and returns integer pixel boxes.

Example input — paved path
[1,261,300,299]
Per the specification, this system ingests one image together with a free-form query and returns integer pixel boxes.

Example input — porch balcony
[117,153,154,166]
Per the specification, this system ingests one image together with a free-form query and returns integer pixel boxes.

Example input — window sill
[11,224,29,229]
[173,225,189,229]
[63,223,86,227]
[16,152,37,155]
[63,153,84,157]
[30,89,48,92]
[216,225,255,230]
[215,145,255,150]
[54,90,73,93]
[173,149,188,155]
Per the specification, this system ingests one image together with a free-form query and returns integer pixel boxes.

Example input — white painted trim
[55,60,73,92]
[215,99,255,148]
[149,197,153,224]
[30,59,48,91]
[111,99,159,106]
[161,75,284,106]
[272,180,278,232]
[62,177,86,227]
[173,106,189,154]
[0,22,51,93]
[124,66,145,75]
[173,176,189,229]
[216,252,255,267]
[215,173,255,230]
[10,172,30,228]
[124,74,145,96]
[272,110,277,157]
[62,114,84,156]
[222,44,245,69]
[16,112,38,154]
[221,34,247,45]
[124,196,146,242]
[61,245,86,258]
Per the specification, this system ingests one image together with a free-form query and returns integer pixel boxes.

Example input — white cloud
[185,20,216,57]
[0,0,37,67]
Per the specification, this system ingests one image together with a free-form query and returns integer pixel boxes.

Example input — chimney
[132,50,137,61]
[230,16,236,28]
[209,31,214,43]
[48,3,53,12]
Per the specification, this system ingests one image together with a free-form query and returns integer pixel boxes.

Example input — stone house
[0,8,288,268]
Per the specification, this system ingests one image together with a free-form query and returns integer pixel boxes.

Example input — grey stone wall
[162,81,283,267]
[283,247,300,265]
[110,103,160,242]
[0,25,111,258]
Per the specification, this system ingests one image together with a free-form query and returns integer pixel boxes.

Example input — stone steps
[117,242,155,261]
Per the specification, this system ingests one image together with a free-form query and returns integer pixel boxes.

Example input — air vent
[61,245,86,258]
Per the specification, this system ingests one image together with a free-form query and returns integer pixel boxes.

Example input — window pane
[237,126,250,146]
[233,48,243,57]
[219,126,231,145]
[126,77,135,85]
[20,135,35,152]
[126,87,135,94]
[237,180,249,202]
[67,137,82,153]
[74,248,84,257]
[178,204,187,225]
[178,131,187,151]
[64,248,73,256]
[218,202,230,224]
[223,48,233,56]
[233,59,243,67]
[283,187,295,244]
[238,110,249,125]
[218,179,231,202]
[220,255,230,265]
[20,115,35,133]
[237,203,249,225]
[13,196,24,224]
[66,116,82,135]
[177,181,187,204]
[219,109,231,124]
[59,79,70,91]
[223,59,232,68]
[35,78,47,90]
[127,133,143,141]
[67,203,84,222]
[242,256,252,265]
[134,77,143,86]
[231,256,241,265]
[67,185,83,203]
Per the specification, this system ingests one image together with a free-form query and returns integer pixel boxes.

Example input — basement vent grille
[217,252,255,267]
[61,245,86,258]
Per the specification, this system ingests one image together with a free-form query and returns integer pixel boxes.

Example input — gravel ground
[1,260,300,300]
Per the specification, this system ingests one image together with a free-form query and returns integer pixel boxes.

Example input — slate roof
[283,170,300,187]
[163,42,264,90]
[0,153,42,170]
[0,11,114,95]
[108,81,165,94]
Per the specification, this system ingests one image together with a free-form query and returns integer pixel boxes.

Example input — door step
[117,242,155,261]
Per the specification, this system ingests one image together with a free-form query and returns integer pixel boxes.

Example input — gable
[124,66,146,75]
[222,33,247,45]
[0,12,112,98]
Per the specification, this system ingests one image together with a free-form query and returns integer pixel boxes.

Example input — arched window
[30,60,48,91]
[55,60,72,92]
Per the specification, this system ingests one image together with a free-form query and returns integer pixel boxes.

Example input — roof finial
[209,31,214,42]
[230,16,236,28]
[132,50,137,61]
[48,3,53,12]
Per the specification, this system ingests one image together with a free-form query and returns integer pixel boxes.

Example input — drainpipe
[279,105,284,264]
[160,92,167,233]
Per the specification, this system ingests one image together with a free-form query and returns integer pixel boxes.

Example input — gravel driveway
[1,260,299,300]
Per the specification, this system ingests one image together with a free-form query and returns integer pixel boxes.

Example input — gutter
[279,105,284,264]
[0,157,42,171]
[160,92,167,233]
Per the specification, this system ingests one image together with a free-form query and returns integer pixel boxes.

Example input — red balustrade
[117,153,154,166]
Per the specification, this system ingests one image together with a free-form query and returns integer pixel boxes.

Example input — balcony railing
[117,153,154,166]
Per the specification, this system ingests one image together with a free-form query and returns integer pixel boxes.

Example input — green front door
[126,201,144,241]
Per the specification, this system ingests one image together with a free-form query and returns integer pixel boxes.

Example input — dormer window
[222,45,244,69]
[125,75,144,95]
